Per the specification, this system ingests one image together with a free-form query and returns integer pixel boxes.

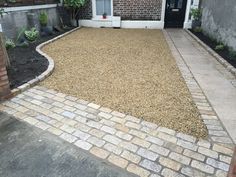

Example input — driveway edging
[185,30,236,78]
[10,27,81,97]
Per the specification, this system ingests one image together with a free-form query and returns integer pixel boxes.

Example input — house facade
[79,0,200,29]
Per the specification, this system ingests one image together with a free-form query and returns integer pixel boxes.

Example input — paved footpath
[0,29,235,177]
[166,29,236,143]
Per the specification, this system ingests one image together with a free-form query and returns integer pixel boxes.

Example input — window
[96,0,111,16]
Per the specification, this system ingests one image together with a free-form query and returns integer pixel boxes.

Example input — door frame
[161,0,193,28]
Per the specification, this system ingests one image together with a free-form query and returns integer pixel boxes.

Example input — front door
[164,0,187,28]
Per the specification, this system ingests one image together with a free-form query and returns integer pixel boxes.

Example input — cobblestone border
[185,30,236,78]
[10,27,81,97]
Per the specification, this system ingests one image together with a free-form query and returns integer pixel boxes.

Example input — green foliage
[64,0,86,8]
[193,27,202,33]
[190,8,202,21]
[229,48,236,60]
[24,27,39,42]
[215,44,225,51]
[39,11,48,26]
[5,38,16,50]
[64,0,86,19]
[0,8,7,18]
[16,27,26,43]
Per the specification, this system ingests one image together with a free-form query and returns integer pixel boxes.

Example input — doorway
[164,0,187,28]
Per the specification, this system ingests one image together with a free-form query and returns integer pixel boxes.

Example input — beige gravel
[41,28,207,138]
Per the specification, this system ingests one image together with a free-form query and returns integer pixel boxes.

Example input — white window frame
[92,0,113,20]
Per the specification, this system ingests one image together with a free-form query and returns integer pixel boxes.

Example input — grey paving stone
[145,136,164,146]
[120,142,138,153]
[125,115,140,123]
[73,130,91,140]
[116,131,133,141]
[62,111,76,119]
[101,126,116,134]
[87,136,105,147]
[176,133,196,143]
[149,144,170,156]
[140,159,162,173]
[87,121,102,129]
[137,148,159,161]
[98,112,112,119]
[177,139,198,151]
[169,152,191,165]
[181,167,206,177]
[183,149,205,161]
[103,143,122,155]
[157,127,176,135]
[161,168,185,177]
[74,140,93,150]
[191,160,214,174]
[60,133,77,143]
[121,150,141,164]
[75,110,88,117]
[198,147,218,159]
[206,158,229,172]
[35,115,51,122]
[103,135,122,145]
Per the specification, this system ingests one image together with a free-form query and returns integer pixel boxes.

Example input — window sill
[92,17,112,22]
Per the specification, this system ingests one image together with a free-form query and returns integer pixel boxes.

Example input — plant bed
[7,28,74,89]
[189,30,236,68]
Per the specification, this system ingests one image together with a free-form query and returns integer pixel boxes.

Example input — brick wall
[113,0,162,20]
[78,0,93,19]
[79,0,163,21]
[0,40,10,100]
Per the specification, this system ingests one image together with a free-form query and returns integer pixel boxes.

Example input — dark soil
[190,30,236,68]
[7,28,73,89]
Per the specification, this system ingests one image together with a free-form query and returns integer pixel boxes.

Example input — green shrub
[24,27,39,42]
[5,38,15,50]
[229,48,236,60]
[190,8,202,21]
[0,8,7,18]
[39,11,48,26]
[215,44,225,51]
[64,0,86,19]
[193,27,202,33]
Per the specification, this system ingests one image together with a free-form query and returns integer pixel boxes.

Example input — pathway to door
[166,29,236,143]
[0,29,235,177]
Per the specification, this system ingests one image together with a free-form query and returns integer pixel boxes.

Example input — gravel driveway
[41,28,207,138]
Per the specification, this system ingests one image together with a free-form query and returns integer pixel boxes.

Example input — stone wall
[201,0,236,50]
[79,0,162,21]
[0,6,59,39]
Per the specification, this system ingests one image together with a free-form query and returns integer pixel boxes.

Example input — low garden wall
[0,4,59,39]
[201,0,236,51]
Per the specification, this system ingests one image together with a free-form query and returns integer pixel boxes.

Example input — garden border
[185,30,236,78]
[10,27,81,97]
